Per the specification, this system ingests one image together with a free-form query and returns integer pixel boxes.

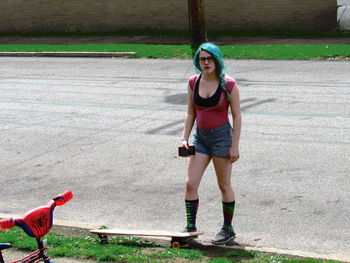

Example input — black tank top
[193,74,222,107]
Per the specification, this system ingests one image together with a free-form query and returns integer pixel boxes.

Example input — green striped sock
[222,201,235,231]
[185,199,199,229]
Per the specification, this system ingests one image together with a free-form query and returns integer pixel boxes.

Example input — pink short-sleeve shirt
[189,74,236,130]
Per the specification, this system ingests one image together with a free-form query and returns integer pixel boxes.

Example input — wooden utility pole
[188,0,207,53]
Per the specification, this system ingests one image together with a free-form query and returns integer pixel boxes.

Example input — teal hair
[193,42,231,101]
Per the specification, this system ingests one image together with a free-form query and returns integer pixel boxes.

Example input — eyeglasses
[199,56,214,63]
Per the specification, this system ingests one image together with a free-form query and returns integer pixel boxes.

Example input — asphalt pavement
[0,55,349,262]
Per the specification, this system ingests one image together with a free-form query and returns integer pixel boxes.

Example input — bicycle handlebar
[0,218,15,230]
[53,190,73,206]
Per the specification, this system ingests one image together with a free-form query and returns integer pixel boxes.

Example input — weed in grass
[209,258,232,263]
[224,249,257,259]
[125,253,153,263]
[153,248,203,260]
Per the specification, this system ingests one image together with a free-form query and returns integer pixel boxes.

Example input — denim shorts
[192,122,233,158]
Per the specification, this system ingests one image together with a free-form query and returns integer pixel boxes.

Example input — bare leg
[185,153,211,200]
[212,156,235,202]
[211,156,236,244]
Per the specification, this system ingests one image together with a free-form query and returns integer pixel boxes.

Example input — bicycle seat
[0,191,73,239]
[0,243,12,251]
[15,201,56,238]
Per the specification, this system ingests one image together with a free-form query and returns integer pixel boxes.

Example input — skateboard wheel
[171,241,181,249]
[99,235,108,244]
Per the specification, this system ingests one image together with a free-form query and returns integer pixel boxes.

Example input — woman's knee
[218,183,233,194]
[185,178,199,193]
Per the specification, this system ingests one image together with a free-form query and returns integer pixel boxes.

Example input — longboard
[90,229,204,248]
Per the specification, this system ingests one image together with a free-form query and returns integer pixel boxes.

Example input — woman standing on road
[180,43,241,244]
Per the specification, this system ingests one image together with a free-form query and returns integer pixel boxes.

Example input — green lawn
[0,227,344,263]
[0,43,350,60]
[1,29,350,59]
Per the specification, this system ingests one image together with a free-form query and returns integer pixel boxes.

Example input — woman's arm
[181,84,196,148]
[229,83,242,163]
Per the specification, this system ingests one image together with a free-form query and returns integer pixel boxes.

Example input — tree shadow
[164,93,277,111]
[184,240,257,262]
[155,94,277,136]
[164,93,187,105]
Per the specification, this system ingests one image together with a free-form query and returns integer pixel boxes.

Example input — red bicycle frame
[0,191,73,263]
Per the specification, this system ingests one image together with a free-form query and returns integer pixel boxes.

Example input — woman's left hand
[228,146,240,163]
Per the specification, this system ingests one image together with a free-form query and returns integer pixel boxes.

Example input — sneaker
[212,227,236,245]
[182,226,198,239]
[182,226,197,233]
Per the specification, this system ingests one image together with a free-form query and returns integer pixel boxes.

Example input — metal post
[188,0,207,54]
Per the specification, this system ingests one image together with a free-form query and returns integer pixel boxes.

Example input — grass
[0,43,350,60]
[0,29,349,60]
[0,43,191,59]
[220,44,350,60]
[0,227,344,263]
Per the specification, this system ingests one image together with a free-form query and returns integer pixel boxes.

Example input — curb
[0,52,135,57]
[221,244,350,263]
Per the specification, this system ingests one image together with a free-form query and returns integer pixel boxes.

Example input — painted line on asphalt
[0,99,349,119]
[244,111,350,119]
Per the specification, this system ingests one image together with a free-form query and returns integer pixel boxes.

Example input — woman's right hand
[179,139,191,157]
[181,139,189,149]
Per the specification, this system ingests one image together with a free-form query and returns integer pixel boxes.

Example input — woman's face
[198,50,216,75]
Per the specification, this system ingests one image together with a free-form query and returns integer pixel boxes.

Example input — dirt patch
[51,225,92,237]
[0,35,350,45]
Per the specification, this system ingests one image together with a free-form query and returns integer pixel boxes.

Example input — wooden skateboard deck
[90,229,204,248]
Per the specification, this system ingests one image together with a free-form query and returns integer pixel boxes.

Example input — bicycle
[0,191,73,263]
